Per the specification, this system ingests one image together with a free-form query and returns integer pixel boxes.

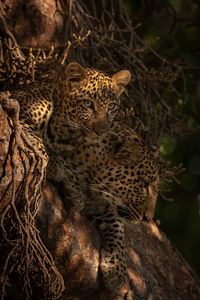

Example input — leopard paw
[101,249,127,293]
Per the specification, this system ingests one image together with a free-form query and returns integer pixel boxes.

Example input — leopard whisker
[67,119,82,131]
[90,186,122,206]
[89,182,126,208]
[81,123,97,136]
[91,178,120,197]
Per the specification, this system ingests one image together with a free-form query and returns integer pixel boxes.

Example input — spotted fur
[68,123,159,292]
[11,62,131,212]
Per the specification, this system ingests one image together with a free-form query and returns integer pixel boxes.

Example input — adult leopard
[68,123,159,294]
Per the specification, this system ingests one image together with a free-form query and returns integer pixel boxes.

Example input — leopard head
[54,62,131,137]
[82,128,159,223]
[109,132,160,222]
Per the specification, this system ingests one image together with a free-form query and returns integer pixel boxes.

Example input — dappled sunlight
[128,268,147,294]
[148,222,163,241]
[128,247,142,265]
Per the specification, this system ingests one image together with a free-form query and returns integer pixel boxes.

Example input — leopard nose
[93,115,109,135]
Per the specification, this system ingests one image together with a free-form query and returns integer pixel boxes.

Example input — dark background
[122,0,200,276]
[1,0,200,279]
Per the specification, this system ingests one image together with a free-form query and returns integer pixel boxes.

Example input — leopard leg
[89,203,127,294]
[46,154,84,213]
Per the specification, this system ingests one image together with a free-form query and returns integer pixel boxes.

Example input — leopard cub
[11,62,131,212]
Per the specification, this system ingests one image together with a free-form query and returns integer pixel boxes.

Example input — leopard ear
[113,140,141,164]
[65,62,86,82]
[112,70,131,97]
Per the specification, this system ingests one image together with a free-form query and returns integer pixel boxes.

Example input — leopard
[67,123,160,294]
[11,62,131,212]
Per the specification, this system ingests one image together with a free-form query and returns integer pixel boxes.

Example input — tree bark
[1,1,200,299]
[1,98,200,299]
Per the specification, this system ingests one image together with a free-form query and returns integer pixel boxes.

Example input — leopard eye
[108,102,116,110]
[84,99,93,108]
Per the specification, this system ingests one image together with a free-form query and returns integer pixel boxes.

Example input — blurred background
[123,0,200,276]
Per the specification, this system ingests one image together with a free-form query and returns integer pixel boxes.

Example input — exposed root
[0,92,65,299]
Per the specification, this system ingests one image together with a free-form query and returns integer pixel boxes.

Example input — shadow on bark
[0,0,200,299]
[1,94,200,299]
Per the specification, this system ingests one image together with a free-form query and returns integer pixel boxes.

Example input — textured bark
[3,0,64,48]
[1,91,200,300]
[1,1,200,299]
[37,180,200,300]
[0,96,64,300]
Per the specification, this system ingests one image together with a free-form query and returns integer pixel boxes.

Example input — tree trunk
[1,97,200,299]
[1,0,200,299]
